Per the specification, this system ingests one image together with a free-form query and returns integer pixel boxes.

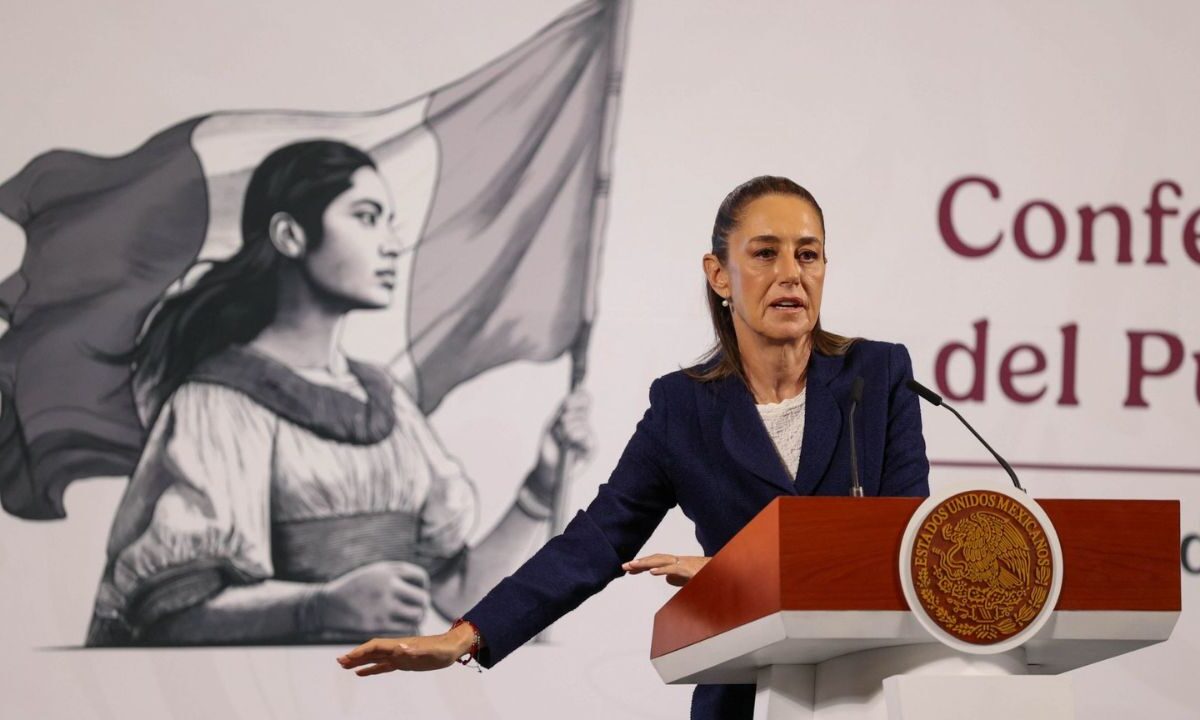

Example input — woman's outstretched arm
[347,377,678,675]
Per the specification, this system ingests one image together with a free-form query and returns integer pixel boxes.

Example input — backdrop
[1,1,1196,718]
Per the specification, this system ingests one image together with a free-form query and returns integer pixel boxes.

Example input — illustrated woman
[87,140,590,646]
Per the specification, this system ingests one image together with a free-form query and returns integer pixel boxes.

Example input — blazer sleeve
[463,378,679,666]
[880,343,931,497]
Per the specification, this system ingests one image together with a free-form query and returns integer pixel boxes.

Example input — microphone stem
[940,401,1025,493]
[848,400,862,496]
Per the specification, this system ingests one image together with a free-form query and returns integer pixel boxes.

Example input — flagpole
[537,0,631,644]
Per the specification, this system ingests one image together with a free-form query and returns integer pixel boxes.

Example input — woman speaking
[338,176,931,719]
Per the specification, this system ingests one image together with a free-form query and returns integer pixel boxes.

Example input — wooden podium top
[650,496,1180,660]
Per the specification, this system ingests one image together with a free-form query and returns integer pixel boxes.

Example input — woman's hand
[310,561,431,635]
[337,622,475,676]
[622,554,711,587]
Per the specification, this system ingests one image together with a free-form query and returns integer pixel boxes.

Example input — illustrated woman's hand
[337,622,476,676]
[525,389,595,505]
[312,561,431,635]
[622,554,710,587]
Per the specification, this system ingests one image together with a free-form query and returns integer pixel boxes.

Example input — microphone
[848,376,864,497]
[905,379,1025,492]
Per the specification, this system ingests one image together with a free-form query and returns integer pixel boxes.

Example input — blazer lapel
[718,375,796,495]
[794,351,845,495]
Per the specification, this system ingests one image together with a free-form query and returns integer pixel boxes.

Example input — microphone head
[906,379,944,407]
[850,376,865,403]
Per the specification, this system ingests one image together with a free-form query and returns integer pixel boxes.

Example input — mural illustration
[0,0,628,646]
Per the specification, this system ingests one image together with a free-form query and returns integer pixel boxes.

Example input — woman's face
[303,167,401,310]
[705,193,826,345]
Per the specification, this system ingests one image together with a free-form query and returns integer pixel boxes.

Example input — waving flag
[0,0,629,520]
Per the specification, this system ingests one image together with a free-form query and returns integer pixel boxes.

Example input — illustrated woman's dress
[86,346,477,645]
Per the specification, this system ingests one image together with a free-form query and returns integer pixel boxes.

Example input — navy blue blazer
[464,340,930,719]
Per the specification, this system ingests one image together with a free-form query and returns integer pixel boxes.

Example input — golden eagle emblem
[940,510,1031,591]
[908,490,1055,645]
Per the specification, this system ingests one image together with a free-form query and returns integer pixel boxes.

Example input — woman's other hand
[622,554,710,587]
[311,561,431,635]
[337,622,475,675]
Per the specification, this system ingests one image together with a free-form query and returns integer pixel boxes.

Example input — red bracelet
[451,618,481,666]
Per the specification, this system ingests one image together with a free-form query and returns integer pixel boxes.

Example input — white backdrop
[1,1,1196,718]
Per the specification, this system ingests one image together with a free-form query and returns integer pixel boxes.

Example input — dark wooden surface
[1041,499,1181,611]
[649,501,783,659]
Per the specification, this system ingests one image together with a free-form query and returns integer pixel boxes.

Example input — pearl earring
[721,298,730,308]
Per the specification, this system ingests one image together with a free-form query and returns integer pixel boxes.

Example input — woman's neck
[250,269,350,374]
[736,325,812,404]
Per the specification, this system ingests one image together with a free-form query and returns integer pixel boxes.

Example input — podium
[650,496,1180,720]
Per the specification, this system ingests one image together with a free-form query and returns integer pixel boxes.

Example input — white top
[756,388,807,480]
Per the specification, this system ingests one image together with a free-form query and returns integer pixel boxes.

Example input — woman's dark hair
[129,139,376,418]
[686,175,857,384]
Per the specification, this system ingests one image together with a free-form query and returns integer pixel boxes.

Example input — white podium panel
[748,644,1036,720]
[883,675,1074,720]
